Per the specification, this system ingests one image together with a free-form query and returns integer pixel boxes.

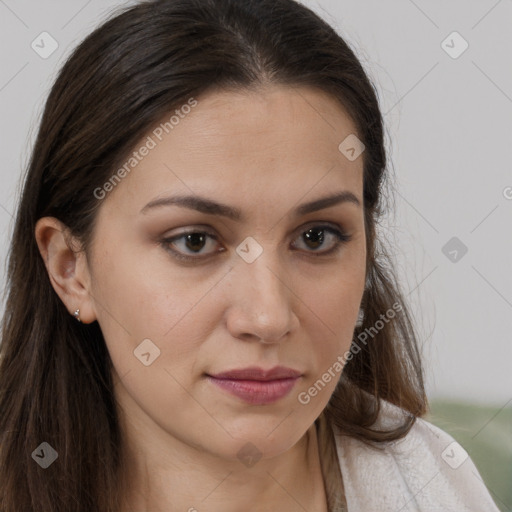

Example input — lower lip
[206,376,300,405]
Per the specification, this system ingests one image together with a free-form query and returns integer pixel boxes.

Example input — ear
[34,217,97,324]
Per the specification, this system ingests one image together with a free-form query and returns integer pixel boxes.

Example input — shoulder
[332,398,500,511]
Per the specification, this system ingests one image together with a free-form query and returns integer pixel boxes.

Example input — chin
[218,418,310,460]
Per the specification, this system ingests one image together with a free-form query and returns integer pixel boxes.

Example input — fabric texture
[333,399,501,511]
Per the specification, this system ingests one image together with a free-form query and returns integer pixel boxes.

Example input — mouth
[206,366,302,405]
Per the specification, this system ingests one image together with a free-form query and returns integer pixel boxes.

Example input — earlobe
[34,217,96,324]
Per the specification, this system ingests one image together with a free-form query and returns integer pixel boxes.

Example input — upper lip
[208,366,302,381]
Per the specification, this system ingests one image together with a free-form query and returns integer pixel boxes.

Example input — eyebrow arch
[140,190,361,220]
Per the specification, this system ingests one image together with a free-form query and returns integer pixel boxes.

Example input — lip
[206,366,302,405]
[209,366,302,381]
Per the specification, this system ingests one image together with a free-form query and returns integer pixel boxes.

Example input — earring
[73,308,81,323]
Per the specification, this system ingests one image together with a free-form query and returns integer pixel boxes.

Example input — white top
[333,399,500,511]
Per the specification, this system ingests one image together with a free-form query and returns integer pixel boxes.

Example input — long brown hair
[0,0,427,510]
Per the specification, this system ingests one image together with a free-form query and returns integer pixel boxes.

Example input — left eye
[292,226,351,254]
[161,225,351,262]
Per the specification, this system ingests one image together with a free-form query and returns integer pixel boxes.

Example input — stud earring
[73,308,81,323]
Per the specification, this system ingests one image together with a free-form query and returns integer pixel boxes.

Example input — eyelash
[160,224,352,263]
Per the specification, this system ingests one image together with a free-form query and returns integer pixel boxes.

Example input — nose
[225,255,297,344]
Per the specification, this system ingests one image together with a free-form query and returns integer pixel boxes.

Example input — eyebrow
[140,190,361,220]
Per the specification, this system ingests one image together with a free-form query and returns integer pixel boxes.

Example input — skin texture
[35,84,366,512]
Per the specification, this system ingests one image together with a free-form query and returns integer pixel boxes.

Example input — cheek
[299,269,364,383]
[90,241,224,376]
[311,270,364,331]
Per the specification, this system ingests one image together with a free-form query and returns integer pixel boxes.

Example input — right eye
[161,230,224,262]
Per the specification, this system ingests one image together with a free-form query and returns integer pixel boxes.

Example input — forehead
[173,84,359,158]
[100,84,363,215]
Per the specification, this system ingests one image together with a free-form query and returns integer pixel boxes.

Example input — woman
[0,0,500,510]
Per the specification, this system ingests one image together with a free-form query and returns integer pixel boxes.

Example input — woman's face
[86,84,366,463]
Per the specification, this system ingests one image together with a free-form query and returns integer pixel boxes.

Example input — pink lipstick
[206,366,302,405]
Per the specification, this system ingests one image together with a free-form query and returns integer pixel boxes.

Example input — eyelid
[161,222,352,262]
[161,228,221,262]
[290,224,352,254]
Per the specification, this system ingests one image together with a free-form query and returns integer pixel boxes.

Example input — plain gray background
[0,0,511,406]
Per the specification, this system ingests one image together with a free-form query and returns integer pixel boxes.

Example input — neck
[117,417,329,512]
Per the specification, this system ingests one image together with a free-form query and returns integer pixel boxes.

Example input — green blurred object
[426,399,512,512]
